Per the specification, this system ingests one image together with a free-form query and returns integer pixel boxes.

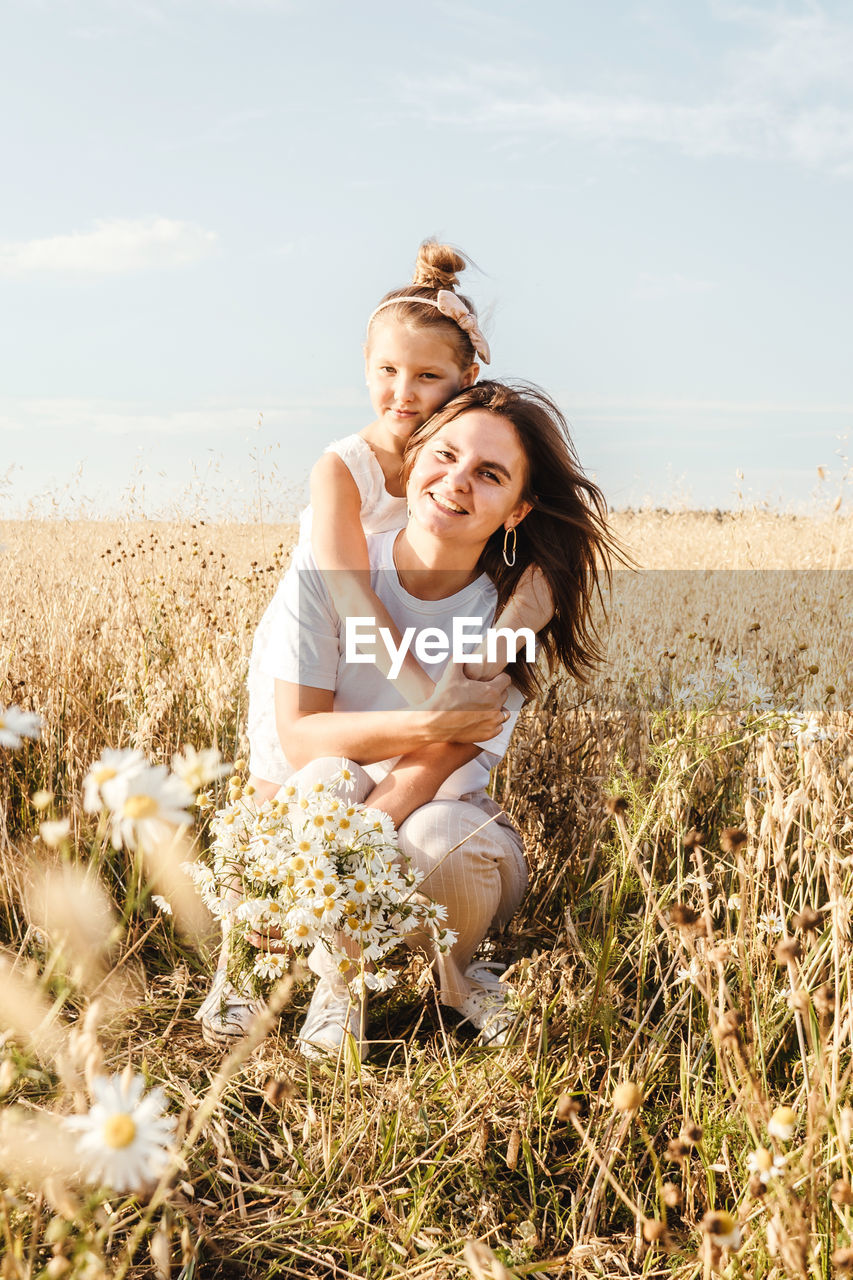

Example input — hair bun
[411,239,468,291]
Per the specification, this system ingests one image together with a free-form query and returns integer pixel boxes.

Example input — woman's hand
[246,925,291,954]
[422,662,511,743]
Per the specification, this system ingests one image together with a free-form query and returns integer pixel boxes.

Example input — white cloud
[409,5,853,176]
[0,218,218,277]
[723,5,853,96]
[0,392,363,436]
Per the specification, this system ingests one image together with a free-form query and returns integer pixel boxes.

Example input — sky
[2,0,852,517]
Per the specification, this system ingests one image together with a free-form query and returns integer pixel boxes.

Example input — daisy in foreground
[67,1070,175,1192]
[0,704,42,750]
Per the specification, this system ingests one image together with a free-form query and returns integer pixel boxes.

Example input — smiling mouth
[428,491,468,515]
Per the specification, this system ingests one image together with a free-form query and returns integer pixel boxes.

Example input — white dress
[248,434,407,781]
[296,434,407,546]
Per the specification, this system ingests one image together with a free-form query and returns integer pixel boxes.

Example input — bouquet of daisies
[187,766,457,998]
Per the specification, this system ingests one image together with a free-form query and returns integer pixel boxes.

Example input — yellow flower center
[122,795,158,819]
[353,880,367,894]
[95,765,117,784]
[102,1113,137,1149]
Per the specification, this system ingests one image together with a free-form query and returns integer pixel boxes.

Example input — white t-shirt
[247,528,524,796]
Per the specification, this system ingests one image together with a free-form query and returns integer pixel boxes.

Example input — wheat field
[1,511,852,1279]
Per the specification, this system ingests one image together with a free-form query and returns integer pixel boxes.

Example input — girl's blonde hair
[367,240,482,371]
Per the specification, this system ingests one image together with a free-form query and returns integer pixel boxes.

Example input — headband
[368,289,491,364]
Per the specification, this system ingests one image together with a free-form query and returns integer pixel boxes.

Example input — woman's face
[406,409,532,547]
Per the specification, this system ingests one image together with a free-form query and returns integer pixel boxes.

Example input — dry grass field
[1,511,853,1279]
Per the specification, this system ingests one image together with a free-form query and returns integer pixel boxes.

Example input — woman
[204,381,613,1056]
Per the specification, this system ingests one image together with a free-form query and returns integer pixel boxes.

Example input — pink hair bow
[435,290,491,364]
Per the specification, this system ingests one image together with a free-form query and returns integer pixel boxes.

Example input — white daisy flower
[0,705,42,750]
[303,855,335,882]
[171,745,231,793]
[108,766,194,852]
[244,860,269,884]
[258,853,291,885]
[388,910,421,935]
[343,873,374,905]
[746,1147,785,1184]
[286,845,320,875]
[151,895,173,916]
[758,911,784,938]
[377,869,409,896]
[253,952,288,981]
[83,748,148,814]
[768,1105,797,1141]
[182,860,214,889]
[39,818,71,848]
[702,1210,741,1252]
[67,1071,174,1193]
[313,896,343,923]
[675,958,703,986]
[285,918,320,947]
[261,898,284,925]
[235,899,268,923]
[333,762,357,791]
[362,940,396,964]
[434,926,458,953]
[353,915,383,944]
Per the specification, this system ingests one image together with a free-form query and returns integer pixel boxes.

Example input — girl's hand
[423,662,511,742]
[463,564,553,681]
[246,925,291,954]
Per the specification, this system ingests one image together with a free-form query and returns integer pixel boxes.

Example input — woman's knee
[286,757,373,803]
[399,801,485,860]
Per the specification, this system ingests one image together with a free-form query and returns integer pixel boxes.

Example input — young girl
[247,241,553,799]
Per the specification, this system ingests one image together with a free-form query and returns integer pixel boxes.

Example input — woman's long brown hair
[403,380,620,698]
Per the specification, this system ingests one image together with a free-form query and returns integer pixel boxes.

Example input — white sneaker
[465,960,507,989]
[296,977,368,1061]
[457,962,517,1046]
[196,969,265,1047]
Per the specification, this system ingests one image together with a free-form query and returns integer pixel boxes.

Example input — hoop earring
[502,525,516,567]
